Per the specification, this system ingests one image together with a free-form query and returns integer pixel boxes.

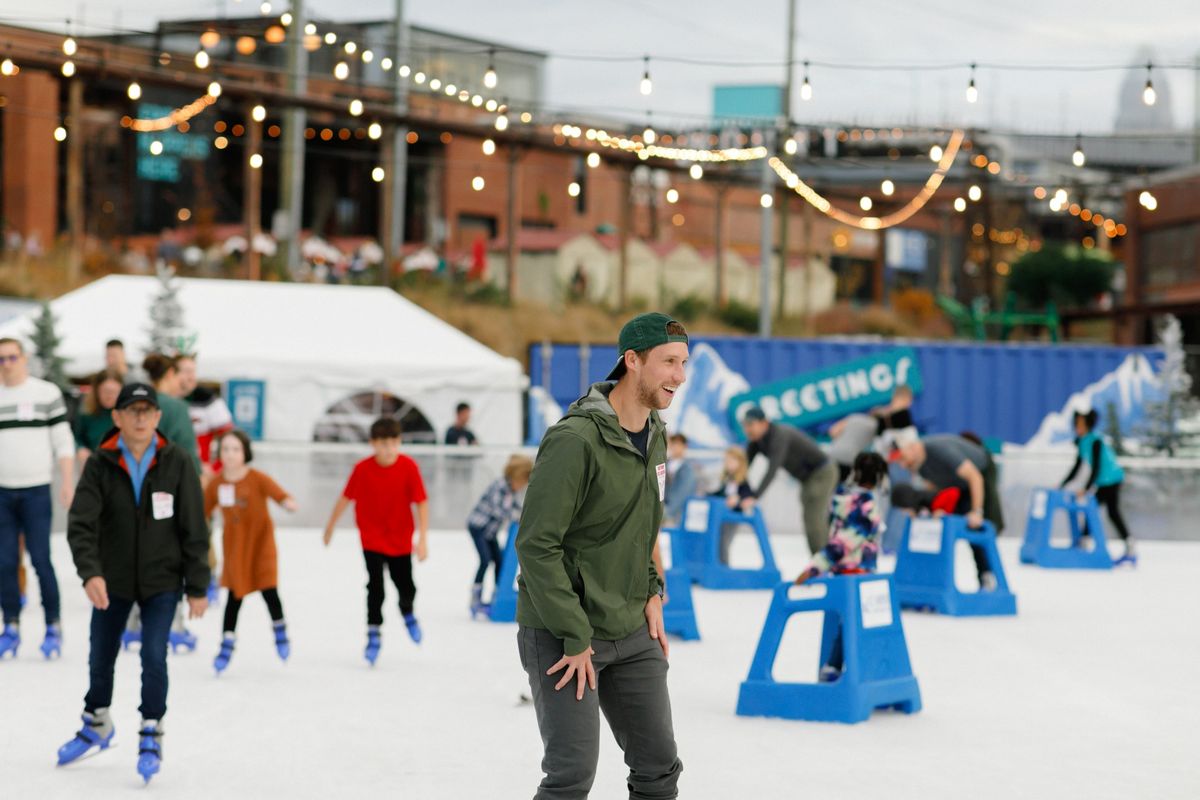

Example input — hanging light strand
[121,92,218,132]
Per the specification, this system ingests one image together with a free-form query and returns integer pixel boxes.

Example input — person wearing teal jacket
[516,312,686,800]
[1061,409,1135,565]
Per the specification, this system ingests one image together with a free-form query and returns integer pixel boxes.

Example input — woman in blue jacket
[1061,409,1135,566]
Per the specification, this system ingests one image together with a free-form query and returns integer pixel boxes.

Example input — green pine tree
[1140,315,1200,456]
[145,260,192,356]
[1103,400,1125,456]
[30,300,70,391]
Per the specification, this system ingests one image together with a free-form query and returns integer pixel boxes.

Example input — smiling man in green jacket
[516,312,687,800]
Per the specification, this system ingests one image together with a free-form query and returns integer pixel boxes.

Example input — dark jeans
[364,550,416,625]
[85,591,179,721]
[469,525,503,586]
[0,484,59,626]
[223,587,284,633]
[1086,484,1131,542]
[518,625,683,800]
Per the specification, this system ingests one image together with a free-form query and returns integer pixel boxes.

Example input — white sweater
[0,376,75,488]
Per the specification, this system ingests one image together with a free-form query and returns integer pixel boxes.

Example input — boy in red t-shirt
[322,418,429,665]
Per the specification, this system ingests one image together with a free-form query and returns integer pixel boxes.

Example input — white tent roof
[0,276,526,443]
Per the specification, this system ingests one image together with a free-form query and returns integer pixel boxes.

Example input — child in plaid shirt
[467,455,533,619]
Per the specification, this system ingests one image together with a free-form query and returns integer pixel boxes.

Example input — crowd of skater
[0,315,1139,792]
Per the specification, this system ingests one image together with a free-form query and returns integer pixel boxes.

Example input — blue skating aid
[1020,489,1114,570]
[41,624,62,659]
[666,498,781,590]
[206,579,220,606]
[661,564,700,641]
[403,613,423,644]
[364,626,381,666]
[0,624,19,659]
[892,515,1018,616]
[489,522,521,623]
[737,575,922,723]
[169,628,197,653]
[213,635,235,675]
[56,712,114,766]
[274,621,290,661]
[136,723,162,784]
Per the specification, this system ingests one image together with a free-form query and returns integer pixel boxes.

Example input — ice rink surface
[4,529,1198,799]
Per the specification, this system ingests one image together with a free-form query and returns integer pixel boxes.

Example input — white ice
[3,530,1198,799]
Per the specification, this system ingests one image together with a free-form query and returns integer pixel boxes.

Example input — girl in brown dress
[203,430,297,675]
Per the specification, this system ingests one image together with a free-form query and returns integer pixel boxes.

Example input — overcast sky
[13,0,1200,134]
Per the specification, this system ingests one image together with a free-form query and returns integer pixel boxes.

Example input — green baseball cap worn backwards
[605,312,689,381]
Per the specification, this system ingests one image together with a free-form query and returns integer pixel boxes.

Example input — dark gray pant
[518,625,683,800]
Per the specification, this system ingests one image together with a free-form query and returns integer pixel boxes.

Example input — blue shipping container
[528,337,1161,445]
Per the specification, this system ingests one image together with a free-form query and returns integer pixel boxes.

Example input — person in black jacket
[57,383,210,784]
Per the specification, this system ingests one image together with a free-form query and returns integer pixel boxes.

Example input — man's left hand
[966,510,984,529]
[645,595,669,659]
[415,538,429,562]
[187,596,208,619]
[58,482,74,509]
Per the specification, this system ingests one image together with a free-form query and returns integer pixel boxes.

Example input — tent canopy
[0,276,526,444]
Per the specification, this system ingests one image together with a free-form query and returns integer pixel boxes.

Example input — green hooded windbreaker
[516,382,666,656]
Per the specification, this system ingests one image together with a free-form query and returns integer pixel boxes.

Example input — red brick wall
[2,69,60,247]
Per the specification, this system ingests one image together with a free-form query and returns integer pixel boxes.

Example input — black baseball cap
[742,406,767,423]
[606,312,689,381]
[115,383,159,410]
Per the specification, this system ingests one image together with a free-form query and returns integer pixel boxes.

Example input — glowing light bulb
[348,99,363,116]
[643,127,656,145]
[494,115,509,132]
[127,81,142,100]
[784,138,798,155]
[881,179,895,196]
[194,49,210,69]
[929,144,943,162]
[61,60,75,77]
[953,197,966,212]
[334,61,349,80]
[639,56,652,95]
[251,104,266,122]
[368,122,382,140]
[859,196,873,211]
[482,139,496,156]
[372,167,385,183]
[249,153,263,169]
[968,185,982,202]
[207,81,221,98]
[62,37,76,56]
[587,152,601,168]
[484,65,497,89]
[689,164,703,180]
[760,193,773,209]
[666,188,679,204]
[149,140,164,156]
[53,126,67,142]
[568,182,581,198]
[472,176,485,191]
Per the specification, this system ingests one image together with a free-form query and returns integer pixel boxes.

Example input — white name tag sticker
[16,402,35,421]
[908,517,943,554]
[152,491,175,520]
[683,499,710,532]
[218,484,236,508]
[859,579,894,629]
[656,463,667,502]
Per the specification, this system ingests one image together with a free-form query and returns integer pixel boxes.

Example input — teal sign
[728,347,922,434]
[227,380,266,441]
[136,103,211,183]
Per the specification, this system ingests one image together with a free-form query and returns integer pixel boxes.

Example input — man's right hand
[322,526,334,547]
[966,510,984,529]
[547,647,597,701]
[84,576,109,610]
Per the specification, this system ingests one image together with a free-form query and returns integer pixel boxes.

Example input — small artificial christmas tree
[145,260,193,356]
[1139,315,1200,456]
[30,300,71,391]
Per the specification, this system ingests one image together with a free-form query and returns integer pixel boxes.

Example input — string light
[953,197,966,212]
[587,152,601,168]
[62,36,76,57]
[800,60,812,101]
[324,32,337,45]
[643,127,656,145]
[666,188,679,204]
[1139,190,1158,211]
[61,60,75,77]
[381,57,393,71]
[344,42,357,55]
[0,58,14,76]
[1142,62,1156,106]
[760,193,774,209]
[349,99,364,116]
[122,92,217,132]
[639,55,652,96]
[689,164,703,180]
[149,140,164,156]
[372,167,385,182]
[591,129,766,163]
[362,50,374,64]
[207,81,221,98]
[249,153,263,169]
[429,78,441,91]
[568,181,581,198]
[859,196,873,211]
[484,48,498,89]
[484,98,497,111]
[334,61,350,80]
[194,49,210,69]
[784,138,798,155]
[482,138,496,155]
[259,2,272,15]
[968,184,982,202]
[280,12,292,26]
[251,104,267,122]
[368,122,382,139]
[929,144,943,161]
[770,129,964,230]
[304,22,317,36]
[399,65,411,77]
[495,114,509,131]
[127,81,142,100]
[1072,133,1085,167]
[966,63,978,103]
[881,178,895,196]
[472,175,485,191]
[54,125,67,142]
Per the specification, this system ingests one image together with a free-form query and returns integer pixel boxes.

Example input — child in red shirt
[322,418,429,665]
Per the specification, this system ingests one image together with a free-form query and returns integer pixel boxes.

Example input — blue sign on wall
[226,379,266,441]
[713,84,783,123]
[727,347,922,434]
[885,229,928,272]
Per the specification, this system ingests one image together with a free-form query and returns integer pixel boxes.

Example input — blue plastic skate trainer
[892,515,1018,616]
[488,522,521,624]
[1020,489,1114,570]
[666,498,781,590]
[661,530,700,640]
[737,574,921,723]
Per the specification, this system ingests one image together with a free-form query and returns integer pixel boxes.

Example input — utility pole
[244,106,263,281]
[278,0,308,278]
[758,133,775,338]
[65,78,84,286]
[381,0,409,284]
[776,0,796,321]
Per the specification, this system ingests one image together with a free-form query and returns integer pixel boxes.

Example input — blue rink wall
[528,337,1160,444]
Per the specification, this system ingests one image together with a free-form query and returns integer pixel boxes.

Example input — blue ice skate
[206,579,220,606]
[57,710,114,766]
[136,722,162,783]
[213,635,235,675]
[169,628,197,653]
[121,628,141,650]
[273,621,290,662]
[403,613,423,644]
[364,626,381,666]
[0,624,19,659]
[1114,552,1139,568]
[41,624,62,659]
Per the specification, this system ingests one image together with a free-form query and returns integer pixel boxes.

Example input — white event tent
[0,276,527,444]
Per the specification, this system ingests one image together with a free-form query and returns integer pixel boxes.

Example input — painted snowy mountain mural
[1025,353,1164,448]
[658,343,750,448]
